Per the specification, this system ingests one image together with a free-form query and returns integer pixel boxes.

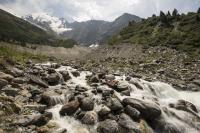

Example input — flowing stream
[40,64,200,133]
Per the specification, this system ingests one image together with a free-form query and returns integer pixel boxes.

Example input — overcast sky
[0,0,200,22]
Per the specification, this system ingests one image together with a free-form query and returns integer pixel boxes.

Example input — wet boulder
[46,73,60,86]
[71,71,80,77]
[47,68,56,74]
[124,105,140,121]
[39,91,64,107]
[116,82,129,92]
[129,79,143,90]
[60,71,71,81]
[102,89,114,98]
[75,85,88,92]
[118,113,141,133]
[80,97,94,111]
[152,118,182,133]
[98,106,111,116]
[81,111,98,125]
[59,100,80,116]
[39,94,52,106]
[50,63,61,69]
[106,98,123,112]
[169,100,198,114]
[97,119,120,133]
[97,72,106,79]
[90,75,100,83]
[75,109,86,120]
[122,98,161,120]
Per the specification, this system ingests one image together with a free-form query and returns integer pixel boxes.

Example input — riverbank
[0,61,200,133]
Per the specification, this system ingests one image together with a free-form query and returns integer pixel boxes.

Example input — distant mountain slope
[0,9,52,44]
[0,9,77,48]
[24,13,141,45]
[108,10,200,54]
[23,13,72,34]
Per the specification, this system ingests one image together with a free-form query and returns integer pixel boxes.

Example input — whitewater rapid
[42,64,200,133]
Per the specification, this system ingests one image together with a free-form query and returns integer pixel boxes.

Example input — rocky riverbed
[0,61,200,133]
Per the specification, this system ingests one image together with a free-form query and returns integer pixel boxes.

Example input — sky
[0,0,200,22]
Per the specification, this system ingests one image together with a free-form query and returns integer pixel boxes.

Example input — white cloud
[0,0,200,22]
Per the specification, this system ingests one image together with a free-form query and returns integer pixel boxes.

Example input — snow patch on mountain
[25,13,72,34]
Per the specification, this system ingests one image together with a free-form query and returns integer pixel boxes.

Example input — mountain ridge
[108,10,200,54]
[24,13,141,45]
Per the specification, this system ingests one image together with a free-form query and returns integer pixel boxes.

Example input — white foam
[45,64,200,133]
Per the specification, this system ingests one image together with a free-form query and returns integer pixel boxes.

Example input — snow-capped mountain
[23,13,72,34]
[23,13,141,45]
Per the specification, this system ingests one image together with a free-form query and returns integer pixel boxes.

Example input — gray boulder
[125,105,140,121]
[123,98,161,120]
[26,74,48,88]
[98,106,111,116]
[106,98,123,111]
[90,75,100,83]
[47,73,60,85]
[60,71,71,81]
[59,100,80,116]
[81,111,98,125]
[116,82,129,92]
[97,119,120,133]
[169,100,198,116]
[80,97,94,111]
[9,67,24,77]
[118,113,141,133]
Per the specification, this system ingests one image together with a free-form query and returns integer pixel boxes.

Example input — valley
[0,5,200,133]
